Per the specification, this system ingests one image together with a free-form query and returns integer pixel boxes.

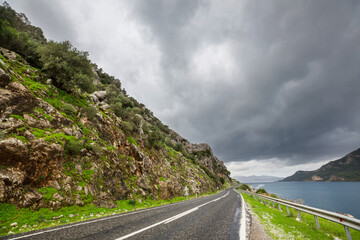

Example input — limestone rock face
[0,47,231,210]
[0,81,39,115]
[0,47,17,61]
[0,68,11,87]
[90,91,107,104]
[22,190,42,207]
[0,138,29,165]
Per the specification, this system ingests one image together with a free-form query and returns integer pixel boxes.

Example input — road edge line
[237,190,248,240]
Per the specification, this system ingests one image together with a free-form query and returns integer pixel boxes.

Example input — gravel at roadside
[247,205,272,240]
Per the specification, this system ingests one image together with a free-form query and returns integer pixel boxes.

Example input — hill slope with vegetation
[0,2,231,212]
[281,148,360,182]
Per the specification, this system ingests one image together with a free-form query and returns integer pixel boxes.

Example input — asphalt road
[3,188,246,240]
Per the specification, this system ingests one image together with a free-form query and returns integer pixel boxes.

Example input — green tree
[0,2,45,67]
[37,40,95,93]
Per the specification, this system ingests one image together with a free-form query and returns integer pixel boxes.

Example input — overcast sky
[6,0,360,178]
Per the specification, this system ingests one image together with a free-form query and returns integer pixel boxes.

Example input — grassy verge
[240,192,360,239]
[0,190,223,237]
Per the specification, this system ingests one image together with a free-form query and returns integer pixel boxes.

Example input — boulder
[52,193,64,201]
[93,91,106,101]
[0,138,29,165]
[0,81,39,115]
[90,91,106,104]
[0,68,11,87]
[22,190,42,207]
[47,180,61,190]
[159,181,168,199]
[0,48,17,61]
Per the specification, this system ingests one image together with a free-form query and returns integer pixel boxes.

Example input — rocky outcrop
[0,48,231,210]
[0,68,11,87]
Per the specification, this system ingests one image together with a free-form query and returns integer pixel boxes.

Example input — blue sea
[247,182,360,219]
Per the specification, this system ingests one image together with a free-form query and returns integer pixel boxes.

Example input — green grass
[0,189,223,237]
[9,114,25,121]
[44,133,76,146]
[8,134,28,143]
[240,192,360,239]
[31,128,47,138]
[127,137,138,147]
[82,170,94,181]
[37,187,58,201]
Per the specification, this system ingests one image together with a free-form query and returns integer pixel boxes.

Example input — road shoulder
[247,205,272,240]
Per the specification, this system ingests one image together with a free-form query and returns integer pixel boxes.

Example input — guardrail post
[278,203,281,211]
[297,210,302,221]
[272,201,275,208]
[314,216,320,229]
[344,226,352,240]
[286,206,289,215]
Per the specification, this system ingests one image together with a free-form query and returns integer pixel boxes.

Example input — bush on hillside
[61,103,77,116]
[83,106,97,120]
[256,188,267,194]
[65,140,82,155]
[237,184,251,191]
[0,2,45,67]
[37,40,95,93]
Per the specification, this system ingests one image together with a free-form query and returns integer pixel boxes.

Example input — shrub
[127,199,136,206]
[83,106,97,120]
[62,103,77,116]
[74,73,95,93]
[119,121,134,135]
[237,184,251,191]
[173,142,183,152]
[110,102,123,117]
[65,140,82,155]
[220,177,225,184]
[37,40,94,92]
[256,188,267,194]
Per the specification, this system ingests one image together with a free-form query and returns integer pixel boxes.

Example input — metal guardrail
[237,190,360,240]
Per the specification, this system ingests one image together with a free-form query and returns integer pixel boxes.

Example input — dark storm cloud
[130,0,360,164]
[6,0,360,170]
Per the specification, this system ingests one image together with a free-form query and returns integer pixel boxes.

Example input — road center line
[115,191,229,240]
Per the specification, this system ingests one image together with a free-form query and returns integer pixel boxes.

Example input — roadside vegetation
[0,189,226,237]
[239,191,360,239]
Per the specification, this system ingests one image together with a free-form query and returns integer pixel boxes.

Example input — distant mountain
[235,175,283,183]
[282,148,360,182]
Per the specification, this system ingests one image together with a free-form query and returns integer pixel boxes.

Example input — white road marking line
[7,197,200,240]
[164,208,198,224]
[238,192,247,240]
[115,191,229,240]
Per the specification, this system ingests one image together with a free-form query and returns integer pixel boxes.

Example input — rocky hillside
[281,148,360,182]
[0,4,231,210]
